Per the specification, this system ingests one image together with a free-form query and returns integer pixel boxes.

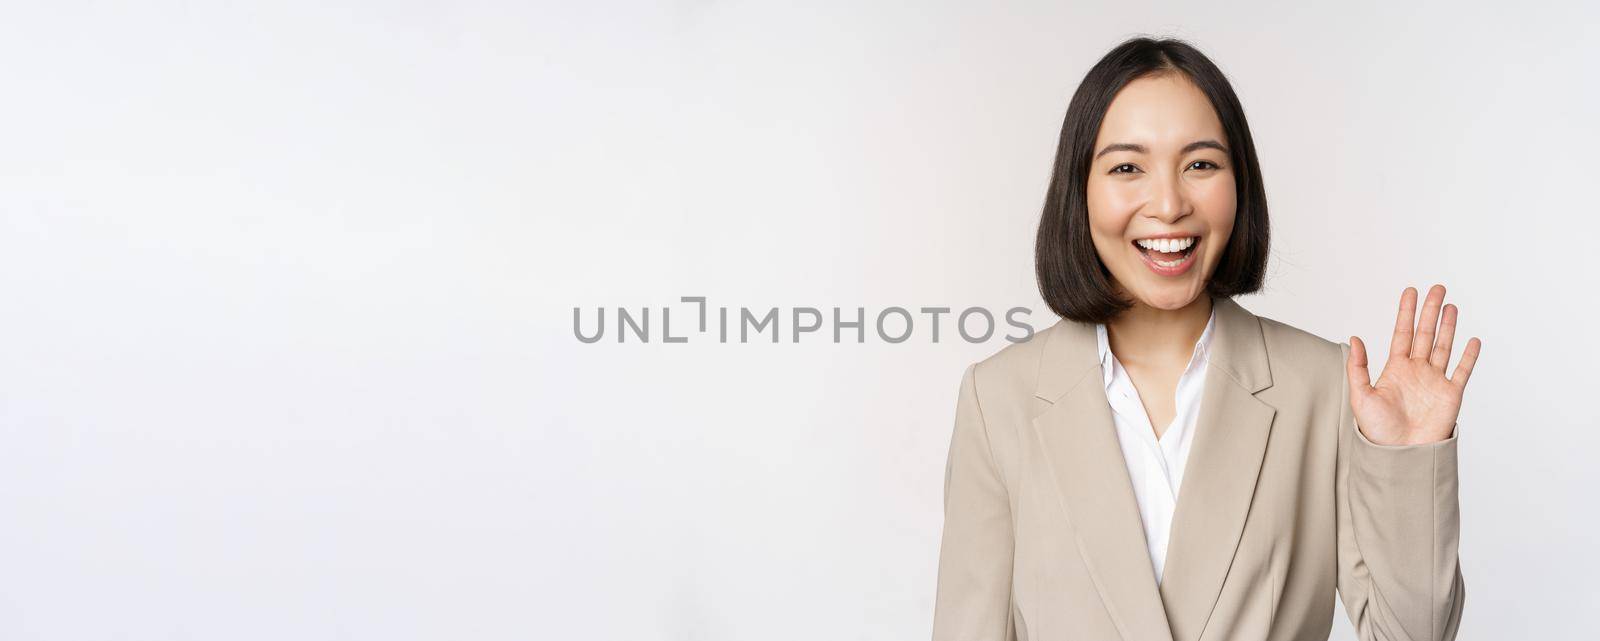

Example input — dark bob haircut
[1035,37,1269,324]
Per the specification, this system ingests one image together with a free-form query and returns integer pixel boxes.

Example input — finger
[1388,287,1417,363]
[1411,284,1445,359]
[1348,336,1373,391]
[1450,336,1481,389]
[1430,303,1458,372]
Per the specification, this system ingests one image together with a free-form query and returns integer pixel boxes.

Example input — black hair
[1034,36,1269,324]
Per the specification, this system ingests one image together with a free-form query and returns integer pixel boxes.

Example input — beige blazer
[931,296,1463,641]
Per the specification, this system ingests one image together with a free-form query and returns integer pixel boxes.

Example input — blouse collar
[1095,304,1219,388]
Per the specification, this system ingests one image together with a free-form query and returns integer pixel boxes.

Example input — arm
[1336,341,1466,640]
[931,363,1016,641]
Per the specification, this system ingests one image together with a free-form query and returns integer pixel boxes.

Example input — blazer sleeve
[1335,342,1466,641]
[931,363,1016,641]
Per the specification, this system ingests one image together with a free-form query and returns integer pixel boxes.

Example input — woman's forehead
[1096,74,1226,148]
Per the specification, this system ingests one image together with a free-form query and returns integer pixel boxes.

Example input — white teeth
[1136,236,1197,253]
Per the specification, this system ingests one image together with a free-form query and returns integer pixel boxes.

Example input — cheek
[1191,175,1238,233]
[1085,178,1141,238]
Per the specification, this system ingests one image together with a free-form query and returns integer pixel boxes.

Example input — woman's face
[1086,72,1236,312]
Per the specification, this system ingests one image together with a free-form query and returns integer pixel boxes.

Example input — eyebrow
[1094,139,1230,159]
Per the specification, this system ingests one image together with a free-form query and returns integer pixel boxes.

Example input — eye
[1110,163,1141,174]
[1188,160,1221,171]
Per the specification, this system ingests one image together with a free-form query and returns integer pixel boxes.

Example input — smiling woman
[1090,73,1236,294]
[1035,39,1269,325]
[932,37,1476,641]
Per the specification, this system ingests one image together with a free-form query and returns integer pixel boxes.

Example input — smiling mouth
[1131,237,1200,267]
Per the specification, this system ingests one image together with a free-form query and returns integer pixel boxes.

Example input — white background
[2,1,1597,639]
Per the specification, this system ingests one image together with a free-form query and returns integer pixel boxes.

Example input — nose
[1146,170,1190,224]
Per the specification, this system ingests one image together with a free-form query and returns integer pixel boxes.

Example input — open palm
[1346,285,1482,446]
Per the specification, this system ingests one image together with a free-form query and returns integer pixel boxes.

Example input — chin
[1135,288,1200,311]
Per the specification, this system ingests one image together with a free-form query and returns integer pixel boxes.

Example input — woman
[930,38,1480,641]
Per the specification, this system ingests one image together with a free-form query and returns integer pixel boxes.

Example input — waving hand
[1346,285,1482,446]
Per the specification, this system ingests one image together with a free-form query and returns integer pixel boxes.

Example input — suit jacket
[931,296,1464,641]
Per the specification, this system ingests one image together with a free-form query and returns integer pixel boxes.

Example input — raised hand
[1345,285,1481,446]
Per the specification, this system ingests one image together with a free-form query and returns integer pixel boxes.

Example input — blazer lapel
[1158,296,1277,641]
[1031,318,1175,641]
[1029,296,1275,641]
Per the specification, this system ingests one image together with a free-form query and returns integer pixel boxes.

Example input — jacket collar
[1028,296,1277,641]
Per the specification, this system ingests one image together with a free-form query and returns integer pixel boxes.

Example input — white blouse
[1093,306,1218,585]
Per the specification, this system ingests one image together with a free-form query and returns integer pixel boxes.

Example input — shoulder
[946,320,1071,465]
[1257,312,1344,358]
[960,319,1077,416]
[1252,309,1347,392]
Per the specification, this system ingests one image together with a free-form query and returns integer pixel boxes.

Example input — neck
[1104,294,1214,368]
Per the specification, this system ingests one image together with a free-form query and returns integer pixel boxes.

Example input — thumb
[1347,336,1373,392]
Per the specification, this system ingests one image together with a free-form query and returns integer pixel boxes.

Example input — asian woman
[930,37,1480,641]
